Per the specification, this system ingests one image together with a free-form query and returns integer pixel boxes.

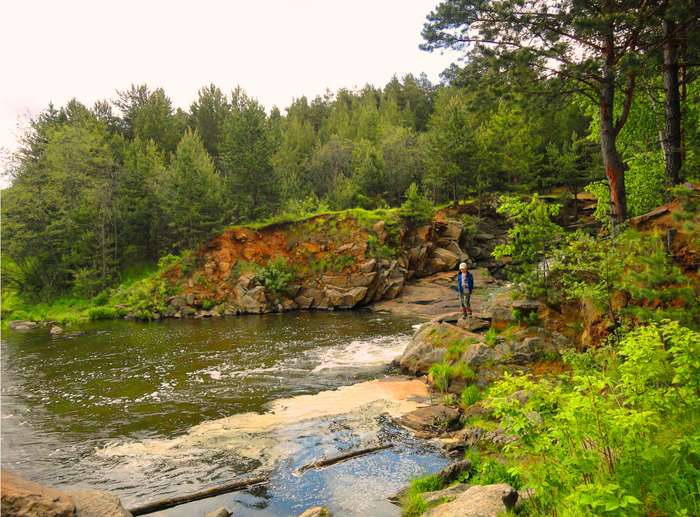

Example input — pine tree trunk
[663,18,682,186]
[600,42,628,223]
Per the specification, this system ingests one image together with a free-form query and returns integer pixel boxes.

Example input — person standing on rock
[457,262,474,317]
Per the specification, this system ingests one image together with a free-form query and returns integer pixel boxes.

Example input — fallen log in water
[293,444,393,476]
[127,476,268,516]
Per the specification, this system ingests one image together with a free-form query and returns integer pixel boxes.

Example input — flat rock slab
[395,405,461,435]
[371,268,500,319]
[456,317,490,332]
[425,483,518,517]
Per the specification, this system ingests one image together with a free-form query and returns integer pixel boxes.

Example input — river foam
[97,377,429,464]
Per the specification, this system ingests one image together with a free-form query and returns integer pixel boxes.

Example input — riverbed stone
[202,508,231,517]
[9,320,39,331]
[298,507,331,517]
[424,483,518,517]
[50,325,64,336]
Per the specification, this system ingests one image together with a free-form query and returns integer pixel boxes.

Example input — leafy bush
[399,183,434,226]
[485,321,700,516]
[255,257,295,302]
[201,299,215,310]
[87,306,117,321]
[366,234,397,260]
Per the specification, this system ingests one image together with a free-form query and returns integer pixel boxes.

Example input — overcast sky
[0,0,456,163]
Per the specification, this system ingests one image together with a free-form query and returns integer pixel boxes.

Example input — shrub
[399,183,434,226]
[461,214,482,240]
[256,257,295,302]
[486,321,700,516]
[87,306,117,321]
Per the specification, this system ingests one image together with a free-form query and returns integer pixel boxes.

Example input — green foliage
[400,474,444,517]
[585,180,613,226]
[484,327,498,347]
[429,360,476,392]
[460,384,482,406]
[485,321,700,516]
[492,194,563,300]
[460,214,482,239]
[255,257,295,302]
[87,306,117,321]
[428,362,451,393]
[399,183,434,226]
[550,228,699,328]
[366,234,397,260]
[625,151,665,217]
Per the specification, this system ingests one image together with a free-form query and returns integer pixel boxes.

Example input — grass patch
[401,474,444,517]
[460,384,482,407]
[429,361,477,393]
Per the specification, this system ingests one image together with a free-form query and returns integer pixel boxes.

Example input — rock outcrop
[145,214,472,320]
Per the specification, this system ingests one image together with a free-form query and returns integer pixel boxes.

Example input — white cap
[459,262,467,270]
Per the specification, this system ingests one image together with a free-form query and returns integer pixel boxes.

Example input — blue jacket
[457,271,474,293]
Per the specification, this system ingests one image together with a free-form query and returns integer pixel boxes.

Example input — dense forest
[2,0,699,303]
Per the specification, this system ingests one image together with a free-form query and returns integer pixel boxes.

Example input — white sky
[0,0,455,163]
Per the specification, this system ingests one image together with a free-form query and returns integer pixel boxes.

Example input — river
[1,311,448,516]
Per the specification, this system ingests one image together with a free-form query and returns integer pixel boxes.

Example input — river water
[1,311,448,516]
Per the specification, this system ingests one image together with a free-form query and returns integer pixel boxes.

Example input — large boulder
[202,508,231,517]
[395,405,461,436]
[323,286,368,309]
[65,489,132,517]
[1,471,134,517]
[425,483,518,517]
[421,483,472,505]
[399,323,456,374]
[1,470,76,517]
[426,247,459,274]
[237,285,268,313]
[440,219,464,241]
[322,272,376,290]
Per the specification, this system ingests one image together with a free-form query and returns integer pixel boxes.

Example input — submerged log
[293,444,393,475]
[127,476,268,516]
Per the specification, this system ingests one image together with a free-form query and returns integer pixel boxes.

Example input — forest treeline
[2,0,699,300]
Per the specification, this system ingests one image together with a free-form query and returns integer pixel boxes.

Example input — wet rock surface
[0,470,133,517]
